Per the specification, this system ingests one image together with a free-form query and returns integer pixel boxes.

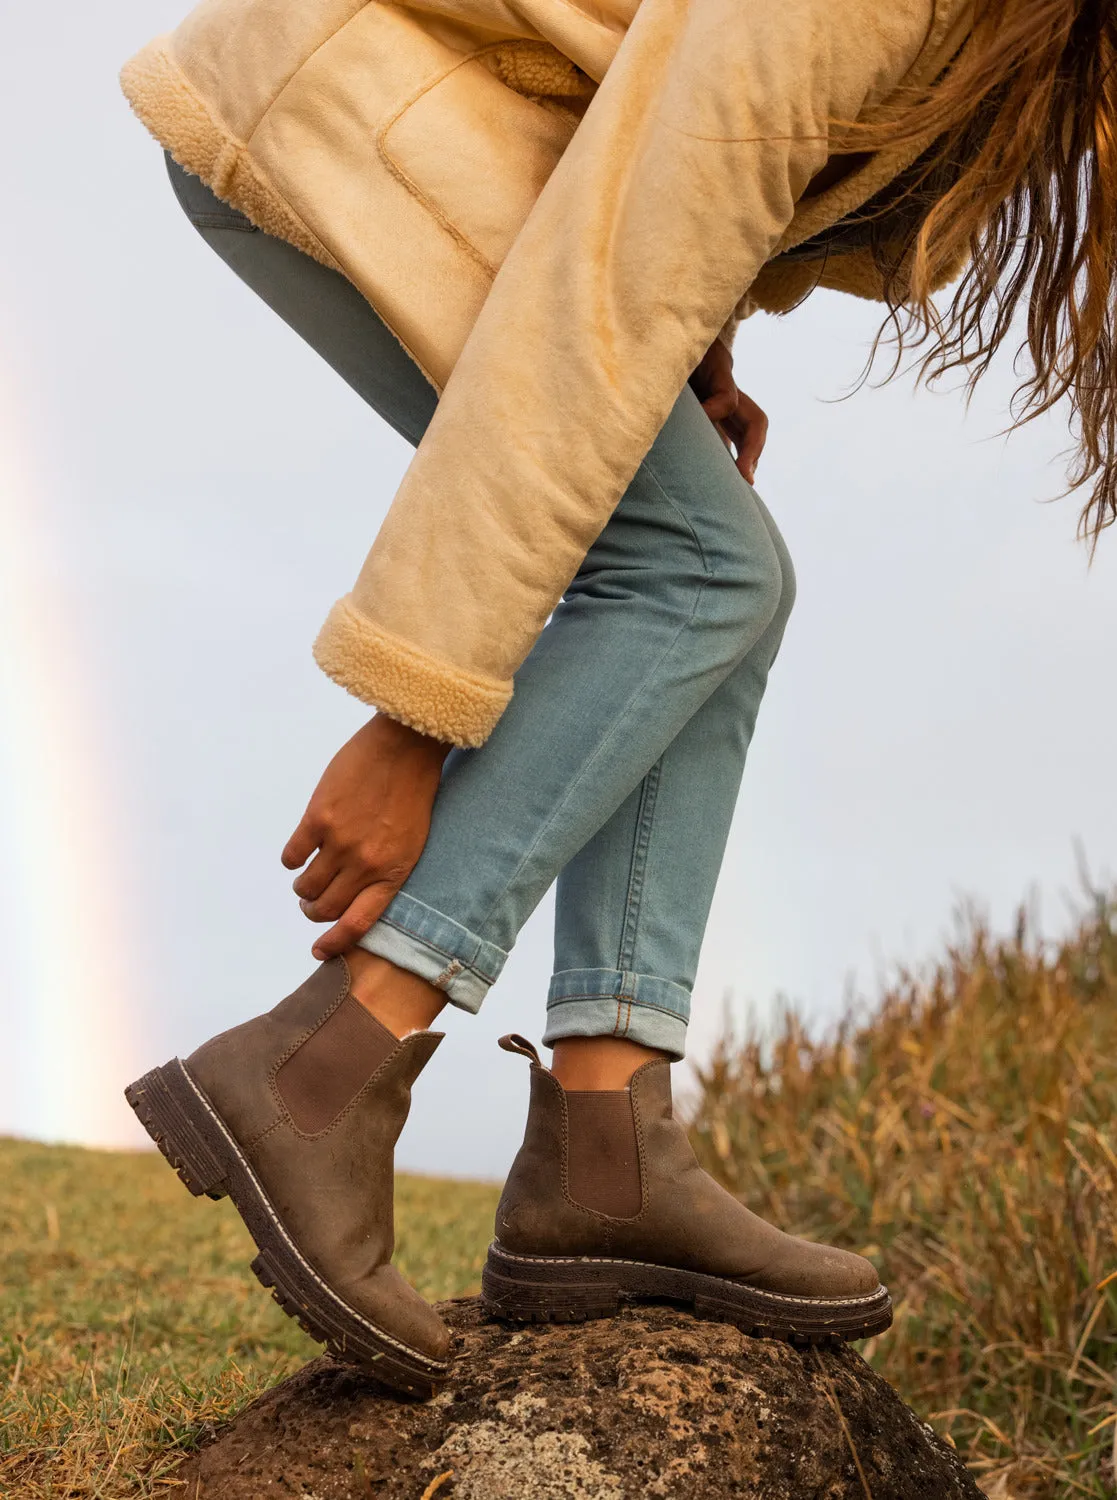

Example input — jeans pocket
[165,151,258,233]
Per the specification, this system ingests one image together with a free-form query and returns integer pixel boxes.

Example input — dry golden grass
[688,894,1117,1499]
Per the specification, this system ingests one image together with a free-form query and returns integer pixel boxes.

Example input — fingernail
[300,898,311,914]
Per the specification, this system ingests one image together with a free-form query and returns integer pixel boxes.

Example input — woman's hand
[282,715,450,961]
[689,337,769,486]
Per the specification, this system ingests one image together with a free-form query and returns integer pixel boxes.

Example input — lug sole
[125,1059,449,1397]
[482,1240,893,1344]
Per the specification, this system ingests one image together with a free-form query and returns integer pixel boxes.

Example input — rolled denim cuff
[543,968,690,1059]
[356,890,506,1014]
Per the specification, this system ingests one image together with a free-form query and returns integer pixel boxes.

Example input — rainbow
[0,365,148,1149]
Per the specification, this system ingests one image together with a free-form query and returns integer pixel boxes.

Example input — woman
[121,0,1116,1396]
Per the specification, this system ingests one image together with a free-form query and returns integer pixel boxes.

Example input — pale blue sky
[1,1,1114,1177]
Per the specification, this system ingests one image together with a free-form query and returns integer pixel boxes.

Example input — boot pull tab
[498,1034,542,1067]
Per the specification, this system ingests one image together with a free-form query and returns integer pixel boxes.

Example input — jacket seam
[147,47,346,274]
[142,44,443,390]
[377,39,577,278]
[376,52,499,276]
[243,6,370,153]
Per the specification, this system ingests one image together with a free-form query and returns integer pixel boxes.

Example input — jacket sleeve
[313,0,932,746]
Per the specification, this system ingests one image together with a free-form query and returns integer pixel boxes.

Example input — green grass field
[0,1143,499,1497]
[2,893,1114,1498]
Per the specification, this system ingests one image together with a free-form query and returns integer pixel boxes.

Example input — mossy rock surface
[176,1298,982,1498]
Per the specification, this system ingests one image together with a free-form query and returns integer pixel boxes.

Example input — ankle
[345,948,446,1039]
[550,1035,671,1091]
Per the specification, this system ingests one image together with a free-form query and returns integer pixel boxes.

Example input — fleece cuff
[312,595,512,748]
[120,39,342,276]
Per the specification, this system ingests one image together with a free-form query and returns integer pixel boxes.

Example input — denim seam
[465,411,742,946]
[545,994,689,1021]
[640,446,713,581]
[617,763,661,972]
[445,405,748,953]
[376,913,499,985]
[469,563,717,943]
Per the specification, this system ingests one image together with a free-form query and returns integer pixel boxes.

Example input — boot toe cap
[747,1241,883,1300]
[354,1264,453,1364]
[790,1244,882,1300]
[824,1246,882,1298]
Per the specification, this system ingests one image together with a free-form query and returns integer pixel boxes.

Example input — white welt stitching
[178,1061,448,1371]
[489,1242,888,1308]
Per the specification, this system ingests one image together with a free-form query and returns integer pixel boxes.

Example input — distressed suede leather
[121,0,975,749]
[497,1057,879,1299]
[186,959,450,1361]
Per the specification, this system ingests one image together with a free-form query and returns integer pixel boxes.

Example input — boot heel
[482,1243,620,1324]
[125,1061,230,1200]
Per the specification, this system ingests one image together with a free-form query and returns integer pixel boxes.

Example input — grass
[2,893,1113,1498]
[0,1144,499,1497]
[689,892,1117,1499]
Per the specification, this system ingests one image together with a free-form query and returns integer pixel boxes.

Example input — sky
[1,2,1114,1180]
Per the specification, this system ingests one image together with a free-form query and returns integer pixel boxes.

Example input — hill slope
[2,894,1113,1498]
[689,896,1117,1498]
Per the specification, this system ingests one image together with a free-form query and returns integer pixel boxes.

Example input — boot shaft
[187,957,441,1145]
[494,1035,694,1255]
[494,1033,884,1299]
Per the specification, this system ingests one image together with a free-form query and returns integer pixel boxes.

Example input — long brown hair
[837,0,1117,545]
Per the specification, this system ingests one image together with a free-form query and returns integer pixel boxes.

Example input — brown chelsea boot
[482,1035,892,1343]
[125,958,451,1396]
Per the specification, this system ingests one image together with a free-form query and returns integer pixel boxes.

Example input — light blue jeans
[168,156,795,1058]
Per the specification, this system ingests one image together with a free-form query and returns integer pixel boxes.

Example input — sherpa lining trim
[120,39,344,276]
[313,596,513,748]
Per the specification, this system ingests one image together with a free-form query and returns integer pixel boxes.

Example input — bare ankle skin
[550,1036,673,1090]
[345,948,446,1038]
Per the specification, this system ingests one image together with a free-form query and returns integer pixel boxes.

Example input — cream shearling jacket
[122,0,974,746]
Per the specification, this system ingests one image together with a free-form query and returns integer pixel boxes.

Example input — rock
[175,1299,982,1498]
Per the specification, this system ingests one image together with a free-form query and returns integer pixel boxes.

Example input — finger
[720,413,756,485]
[300,855,409,923]
[738,394,770,463]
[733,422,763,485]
[702,381,738,424]
[282,813,320,871]
[702,366,739,425]
[720,410,746,463]
[728,398,769,486]
[737,439,768,487]
[311,883,401,961]
[291,846,341,903]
